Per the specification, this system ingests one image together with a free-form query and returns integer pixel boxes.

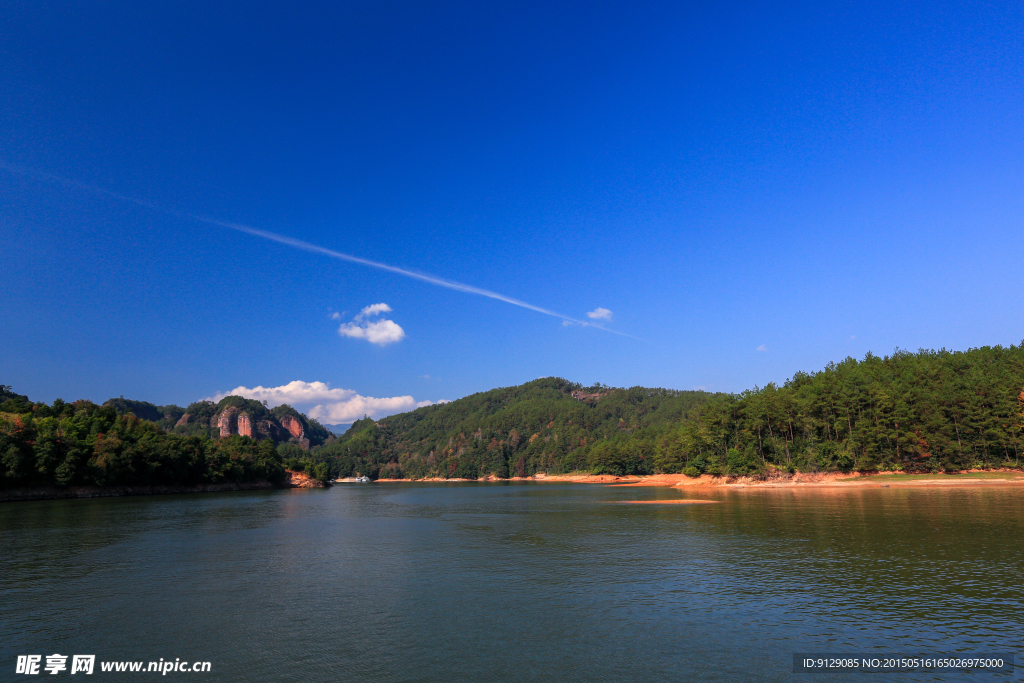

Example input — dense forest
[310,382,723,479]
[307,344,1024,479]
[0,389,331,489]
[4,343,1023,488]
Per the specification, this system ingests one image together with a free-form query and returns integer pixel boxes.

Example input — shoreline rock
[0,480,279,503]
[0,470,331,502]
[284,469,326,488]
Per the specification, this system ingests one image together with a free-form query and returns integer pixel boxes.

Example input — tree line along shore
[321,344,1024,480]
[3,343,1023,496]
[0,392,333,494]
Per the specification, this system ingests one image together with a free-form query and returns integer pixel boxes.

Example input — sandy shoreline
[611,499,720,504]
[366,470,1024,488]
[547,470,1024,488]
[0,480,280,503]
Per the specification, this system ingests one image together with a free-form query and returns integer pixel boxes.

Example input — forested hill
[0,392,332,490]
[312,344,1024,479]
[314,379,728,479]
[4,342,1023,488]
[100,396,332,447]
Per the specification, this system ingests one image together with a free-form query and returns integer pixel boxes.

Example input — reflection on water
[1,484,1020,681]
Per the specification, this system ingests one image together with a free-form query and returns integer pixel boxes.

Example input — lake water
[1,483,1021,681]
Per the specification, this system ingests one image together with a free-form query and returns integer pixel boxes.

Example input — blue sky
[2,0,1021,424]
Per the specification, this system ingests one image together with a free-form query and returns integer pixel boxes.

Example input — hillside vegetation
[309,344,1024,479]
[312,381,723,479]
[0,390,331,489]
[4,343,1023,488]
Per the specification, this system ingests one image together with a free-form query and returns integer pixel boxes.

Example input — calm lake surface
[1,483,1021,681]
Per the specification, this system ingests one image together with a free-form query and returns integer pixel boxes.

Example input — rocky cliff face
[279,415,310,450]
[255,419,283,441]
[281,415,303,438]
[217,407,240,438]
[208,406,311,449]
[571,389,614,405]
[237,412,253,437]
[169,397,325,450]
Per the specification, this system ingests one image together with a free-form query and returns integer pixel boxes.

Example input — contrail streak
[0,161,637,338]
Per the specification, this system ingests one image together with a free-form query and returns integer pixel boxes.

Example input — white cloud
[309,396,436,424]
[209,380,353,406]
[330,312,341,320]
[586,307,613,321]
[356,302,392,319]
[756,344,768,352]
[207,380,446,424]
[339,318,405,345]
[336,302,405,346]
